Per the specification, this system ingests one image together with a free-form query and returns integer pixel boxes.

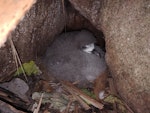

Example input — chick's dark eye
[81,46,87,49]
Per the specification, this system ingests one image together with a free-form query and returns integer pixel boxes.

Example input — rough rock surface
[0,0,36,48]
[0,78,29,102]
[66,4,106,49]
[66,4,104,38]
[69,0,150,112]
[0,0,65,78]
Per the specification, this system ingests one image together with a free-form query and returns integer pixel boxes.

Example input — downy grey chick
[44,30,107,86]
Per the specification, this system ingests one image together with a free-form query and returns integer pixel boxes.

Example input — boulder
[69,0,150,112]
[0,0,65,78]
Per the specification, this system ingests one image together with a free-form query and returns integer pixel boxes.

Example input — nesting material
[44,30,107,86]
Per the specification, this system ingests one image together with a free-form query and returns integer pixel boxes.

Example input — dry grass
[9,37,28,81]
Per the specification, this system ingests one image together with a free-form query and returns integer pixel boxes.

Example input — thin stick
[10,37,19,75]
[33,93,44,113]
[61,0,67,33]
[64,100,72,113]
[9,37,28,81]
[74,94,90,110]
[66,87,90,110]
[61,81,104,110]
[74,104,79,113]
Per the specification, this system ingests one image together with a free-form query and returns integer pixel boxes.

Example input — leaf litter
[0,60,134,113]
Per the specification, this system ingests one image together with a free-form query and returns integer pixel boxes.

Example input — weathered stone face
[69,0,150,112]
[0,0,36,48]
[0,0,65,78]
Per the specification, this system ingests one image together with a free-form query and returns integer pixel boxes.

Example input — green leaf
[104,95,127,113]
[14,61,42,76]
[81,88,96,99]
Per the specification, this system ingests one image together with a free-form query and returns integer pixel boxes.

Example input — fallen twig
[72,92,90,110]
[64,99,72,113]
[74,104,79,113]
[9,37,28,81]
[61,81,104,110]
[33,92,44,113]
